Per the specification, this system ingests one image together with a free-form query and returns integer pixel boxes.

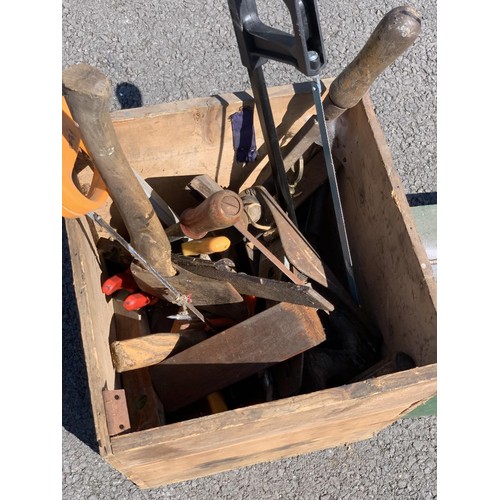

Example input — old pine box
[65,79,437,488]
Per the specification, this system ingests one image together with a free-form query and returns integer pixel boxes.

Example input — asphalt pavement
[62,1,437,498]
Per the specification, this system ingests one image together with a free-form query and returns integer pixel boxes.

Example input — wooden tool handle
[178,190,243,239]
[325,6,421,120]
[62,64,175,277]
[181,236,231,256]
[111,333,181,373]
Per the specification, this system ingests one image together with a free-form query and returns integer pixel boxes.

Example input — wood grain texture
[112,308,166,431]
[62,64,176,279]
[88,80,324,235]
[65,217,116,456]
[149,302,326,413]
[111,333,181,372]
[109,365,436,488]
[65,84,438,488]
[327,6,421,113]
[333,94,437,365]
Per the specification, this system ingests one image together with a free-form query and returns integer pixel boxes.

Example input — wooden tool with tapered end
[62,63,243,307]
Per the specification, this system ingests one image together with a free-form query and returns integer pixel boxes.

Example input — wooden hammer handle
[62,64,175,277]
[325,6,421,120]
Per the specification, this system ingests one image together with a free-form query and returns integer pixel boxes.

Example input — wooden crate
[64,79,437,488]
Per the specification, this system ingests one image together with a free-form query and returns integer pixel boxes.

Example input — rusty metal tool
[187,174,312,286]
[245,6,421,303]
[172,254,334,311]
[87,212,210,323]
[250,185,353,307]
[249,185,381,346]
[303,6,422,301]
[62,63,243,310]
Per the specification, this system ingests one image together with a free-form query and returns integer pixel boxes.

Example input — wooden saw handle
[62,64,175,278]
[325,5,421,120]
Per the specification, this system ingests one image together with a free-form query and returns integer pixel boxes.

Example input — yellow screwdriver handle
[181,236,231,256]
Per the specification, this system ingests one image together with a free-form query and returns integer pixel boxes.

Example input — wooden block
[150,302,326,413]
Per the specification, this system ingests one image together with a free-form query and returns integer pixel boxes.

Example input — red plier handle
[101,269,158,311]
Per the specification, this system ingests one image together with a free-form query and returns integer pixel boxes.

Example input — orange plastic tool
[62,96,108,218]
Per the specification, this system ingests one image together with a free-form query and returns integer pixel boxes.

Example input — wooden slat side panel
[334,95,437,366]
[65,217,117,456]
[121,410,415,488]
[109,366,436,487]
[111,365,435,450]
[107,81,321,195]
[90,81,323,239]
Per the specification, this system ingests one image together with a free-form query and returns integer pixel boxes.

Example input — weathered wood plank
[109,81,319,190]
[334,95,437,365]
[149,303,326,413]
[89,81,326,235]
[65,84,438,489]
[110,332,180,373]
[65,217,116,456]
[112,308,165,431]
[109,365,436,488]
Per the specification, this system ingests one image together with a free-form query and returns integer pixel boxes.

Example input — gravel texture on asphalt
[62,0,437,498]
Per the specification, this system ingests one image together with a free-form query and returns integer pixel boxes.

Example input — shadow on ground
[62,220,98,451]
[406,191,437,207]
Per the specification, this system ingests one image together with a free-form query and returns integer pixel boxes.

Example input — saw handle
[62,96,109,218]
[62,63,175,278]
[325,5,421,120]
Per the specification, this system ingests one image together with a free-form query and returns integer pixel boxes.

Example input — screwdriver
[181,236,231,256]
